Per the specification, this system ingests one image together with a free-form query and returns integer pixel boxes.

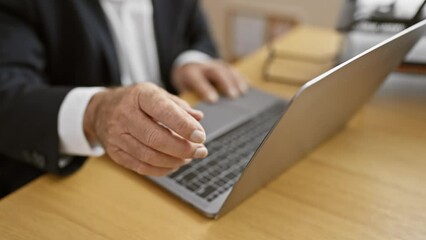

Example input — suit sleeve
[0,4,84,175]
[184,1,219,58]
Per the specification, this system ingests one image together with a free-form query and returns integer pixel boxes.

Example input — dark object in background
[367,0,426,29]
[339,0,426,32]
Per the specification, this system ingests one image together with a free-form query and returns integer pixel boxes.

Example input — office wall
[201,0,344,60]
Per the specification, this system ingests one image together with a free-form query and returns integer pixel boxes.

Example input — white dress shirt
[58,0,212,158]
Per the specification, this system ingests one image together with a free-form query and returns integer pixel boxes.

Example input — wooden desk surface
[1,30,426,240]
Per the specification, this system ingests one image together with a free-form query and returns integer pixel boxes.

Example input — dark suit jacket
[0,0,217,197]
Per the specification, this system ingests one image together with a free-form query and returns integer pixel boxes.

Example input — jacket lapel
[152,0,170,83]
[152,0,186,92]
[84,0,121,86]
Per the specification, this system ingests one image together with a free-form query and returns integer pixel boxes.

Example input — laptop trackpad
[195,88,280,142]
[196,98,249,141]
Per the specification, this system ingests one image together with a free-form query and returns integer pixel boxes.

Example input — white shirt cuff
[173,50,213,68]
[58,87,106,157]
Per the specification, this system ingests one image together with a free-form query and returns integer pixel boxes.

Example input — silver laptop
[150,19,426,218]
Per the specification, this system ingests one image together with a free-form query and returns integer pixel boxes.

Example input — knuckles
[150,97,169,118]
[144,127,161,148]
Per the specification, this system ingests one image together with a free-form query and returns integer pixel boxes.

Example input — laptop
[150,19,426,218]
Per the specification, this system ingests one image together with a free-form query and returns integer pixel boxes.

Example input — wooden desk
[1,30,426,240]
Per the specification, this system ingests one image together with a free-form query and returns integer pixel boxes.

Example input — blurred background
[200,0,426,63]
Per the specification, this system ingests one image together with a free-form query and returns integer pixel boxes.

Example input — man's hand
[83,83,208,176]
[172,60,249,103]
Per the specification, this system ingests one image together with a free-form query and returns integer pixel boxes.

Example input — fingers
[109,148,177,176]
[167,93,204,121]
[125,109,208,160]
[183,67,220,103]
[113,133,191,169]
[137,85,207,144]
[230,67,250,94]
[205,65,240,99]
[173,62,249,103]
[205,62,250,98]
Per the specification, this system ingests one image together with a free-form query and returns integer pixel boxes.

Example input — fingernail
[230,89,240,98]
[240,83,249,93]
[190,130,206,143]
[207,92,219,103]
[194,147,208,158]
[193,109,203,116]
[184,159,192,164]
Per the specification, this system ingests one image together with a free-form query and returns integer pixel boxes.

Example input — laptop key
[199,185,217,198]
[181,172,197,182]
[186,183,201,191]
[169,164,192,179]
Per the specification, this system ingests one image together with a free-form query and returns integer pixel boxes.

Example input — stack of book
[263,26,343,85]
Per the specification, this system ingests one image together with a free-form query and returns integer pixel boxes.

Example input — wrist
[83,91,105,145]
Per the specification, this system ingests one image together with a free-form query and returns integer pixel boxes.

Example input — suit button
[22,150,32,163]
[32,151,46,168]
[21,150,46,168]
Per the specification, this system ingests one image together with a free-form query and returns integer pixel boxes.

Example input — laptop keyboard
[167,101,286,202]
